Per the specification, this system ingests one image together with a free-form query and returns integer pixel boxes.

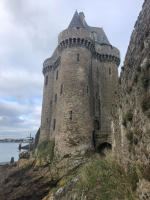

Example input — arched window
[94,120,99,130]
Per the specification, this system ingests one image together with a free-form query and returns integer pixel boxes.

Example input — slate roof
[68,11,84,28]
[68,11,110,45]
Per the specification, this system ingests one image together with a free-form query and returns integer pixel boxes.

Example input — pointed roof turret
[68,11,84,28]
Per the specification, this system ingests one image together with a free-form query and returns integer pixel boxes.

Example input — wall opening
[94,120,99,130]
[97,142,111,156]
[109,68,111,75]
[53,119,56,130]
[45,75,48,85]
[60,84,63,94]
[56,70,58,80]
[77,54,79,61]
[55,94,57,103]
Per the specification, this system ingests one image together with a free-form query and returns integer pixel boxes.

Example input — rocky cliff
[111,0,150,198]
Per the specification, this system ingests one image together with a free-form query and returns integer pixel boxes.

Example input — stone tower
[40,11,120,159]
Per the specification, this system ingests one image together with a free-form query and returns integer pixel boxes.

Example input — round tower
[54,18,95,158]
[39,11,120,158]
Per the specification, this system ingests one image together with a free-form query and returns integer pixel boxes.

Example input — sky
[0,0,144,139]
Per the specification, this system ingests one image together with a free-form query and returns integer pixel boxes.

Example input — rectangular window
[45,75,48,85]
[77,54,79,61]
[55,94,57,103]
[53,119,56,130]
[56,70,58,80]
[47,118,48,123]
[60,84,63,94]
[87,85,88,93]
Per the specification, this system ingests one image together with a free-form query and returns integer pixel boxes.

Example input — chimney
[79,12,85,26]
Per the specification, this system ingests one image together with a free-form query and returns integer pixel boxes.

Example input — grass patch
[37,140,55,162]
[76,153,138,200]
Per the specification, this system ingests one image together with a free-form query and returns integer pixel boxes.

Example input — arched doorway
[94,120,99,130]
[97,142,111,156]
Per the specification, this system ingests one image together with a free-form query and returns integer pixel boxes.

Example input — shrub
[133,138,138,145]
[126,85,132,94]
[125,109,133,122]
[140,95,150,111]
[126,131,133,142]
[132,75,138,84]
[136,66,141,72]
[121,66,125,70]
[118,77,121,85]
[138,164,150,181]
[146,61,150,70]
[122,117,127,127]
[140,73,149,88]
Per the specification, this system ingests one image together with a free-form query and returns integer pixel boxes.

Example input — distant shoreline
[0,142,29,143]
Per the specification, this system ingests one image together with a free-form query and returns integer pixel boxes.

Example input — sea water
[0,143,28,162]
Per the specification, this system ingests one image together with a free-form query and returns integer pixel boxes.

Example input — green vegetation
[140,73,149,88]
[118,77,121,85]
[132,75,138,84]
[122,110,133,128]
[122,117,127,127]
[125,109,133,122]
[126,85,132,94]
[75,153,138,200]
[37,140,55,162]
[138,164,150,182]
[140,95,150,111]
[133,138,138,145]
[121,66,125,70]
[136,66,141,72]
[126,131,133,142]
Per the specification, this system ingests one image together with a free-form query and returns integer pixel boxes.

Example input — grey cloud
[0,0,144,138]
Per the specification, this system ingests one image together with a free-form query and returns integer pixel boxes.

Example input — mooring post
[10,157,14,163]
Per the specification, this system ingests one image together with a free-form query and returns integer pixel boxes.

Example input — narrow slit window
[53,119,56,130]
[87,85,88,93]
[56,70,58,80]
[47,118,48,123]
[77,54,79,61]
[96,92,98,99]
[60,84,63,94]
[109,68,111,75]
[70,110,72,120]
[55,94,57,103]
[45,75,48,85]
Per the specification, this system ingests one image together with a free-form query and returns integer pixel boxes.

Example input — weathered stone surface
[111,0,150,198]
[0,154,90,200]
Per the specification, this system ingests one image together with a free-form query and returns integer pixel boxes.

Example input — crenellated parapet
[57,37,120,66]
[42,56,61,76]
[58,38,95,54]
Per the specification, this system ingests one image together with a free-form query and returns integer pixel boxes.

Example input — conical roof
[68,11,84,28]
